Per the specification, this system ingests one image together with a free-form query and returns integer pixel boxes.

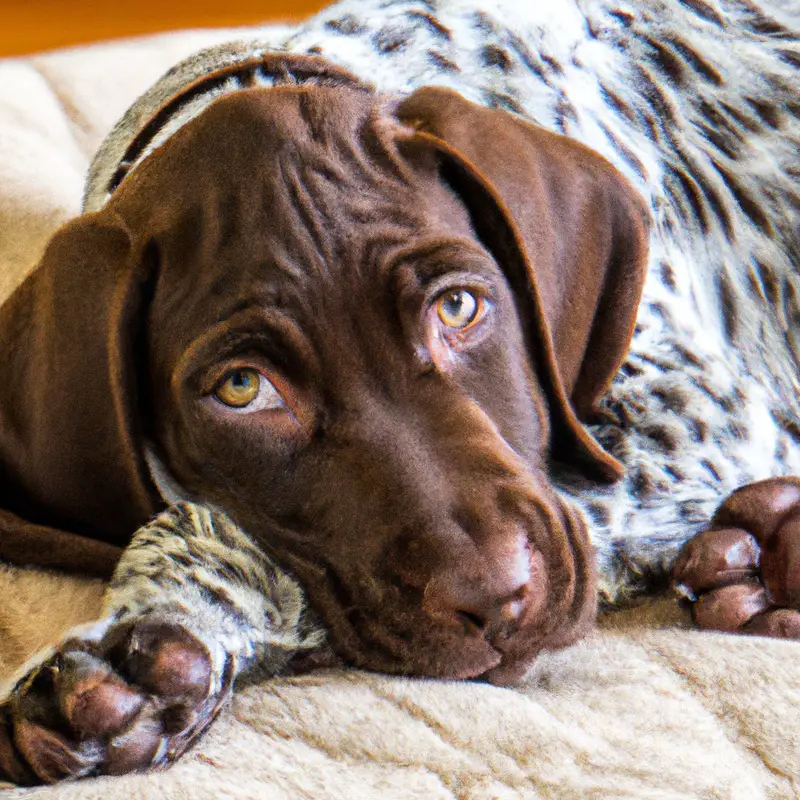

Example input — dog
[1,0,799,784]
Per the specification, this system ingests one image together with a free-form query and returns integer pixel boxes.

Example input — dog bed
[0,20,798,800]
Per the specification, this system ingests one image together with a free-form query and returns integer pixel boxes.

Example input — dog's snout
[452,586,533,635]
[419,536,548,643]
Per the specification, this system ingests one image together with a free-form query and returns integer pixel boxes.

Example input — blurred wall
[1,0,331,57]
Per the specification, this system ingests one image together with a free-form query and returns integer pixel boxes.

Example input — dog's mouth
[279,524,588,687]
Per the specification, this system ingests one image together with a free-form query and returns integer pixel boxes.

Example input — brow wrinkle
[279,156,335,273]
[386,238,493,285]
[351,104,418,186]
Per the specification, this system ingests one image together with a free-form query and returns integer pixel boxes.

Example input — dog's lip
[470,621,542,685]
[273,532,557,681]
[447,618,532,685]
[438,631,530,685]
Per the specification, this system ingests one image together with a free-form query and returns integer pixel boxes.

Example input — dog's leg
[673,477,800,637]
[0,502,324,785]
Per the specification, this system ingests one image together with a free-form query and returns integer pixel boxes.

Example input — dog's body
[1,0,799,784]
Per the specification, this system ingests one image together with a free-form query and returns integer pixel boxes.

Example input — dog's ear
[0,211,159,555]
[396,87,649,481]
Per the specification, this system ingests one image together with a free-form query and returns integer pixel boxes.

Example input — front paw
[673,477,800,638]
[0,619,233,785]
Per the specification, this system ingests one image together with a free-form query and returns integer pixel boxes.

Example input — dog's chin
[329,623,505,683]
[327,611,567,686]
[305,578,578,687]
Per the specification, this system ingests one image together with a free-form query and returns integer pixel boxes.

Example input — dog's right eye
[213,368,284,412]
[434,288,489,333]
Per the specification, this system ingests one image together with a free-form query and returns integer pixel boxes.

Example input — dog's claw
[0,619,229,785]
[674,478,800,638]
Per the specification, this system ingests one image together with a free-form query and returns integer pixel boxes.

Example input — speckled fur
[102,503,323,678]
[270,0,800,606]
[0,503,323,777]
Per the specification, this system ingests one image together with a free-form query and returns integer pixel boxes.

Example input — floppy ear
[396,87,649,481]
[0,212,160,564]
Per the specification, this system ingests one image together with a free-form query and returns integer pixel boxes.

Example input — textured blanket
[0,21,799,800]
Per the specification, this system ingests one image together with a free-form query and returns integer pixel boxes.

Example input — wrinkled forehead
[111,86,480,362]
[113,85,416,231]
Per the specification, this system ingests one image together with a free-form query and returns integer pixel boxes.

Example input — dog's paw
[673,477,800,638]
[0,619,233,785]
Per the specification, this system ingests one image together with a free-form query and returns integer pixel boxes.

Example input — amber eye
[436,289,482,329]
[214,368,262,408]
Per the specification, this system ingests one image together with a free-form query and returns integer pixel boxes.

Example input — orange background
[1,0,330,57]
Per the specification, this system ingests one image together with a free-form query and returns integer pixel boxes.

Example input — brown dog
[0,57,649,682]
[0,54,655,781]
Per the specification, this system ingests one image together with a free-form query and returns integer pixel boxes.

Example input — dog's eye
[214,368,283,411]
[215,369,261,407]
[436,289,483,329]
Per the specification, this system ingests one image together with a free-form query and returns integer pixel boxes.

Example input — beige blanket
[0,26,799,799]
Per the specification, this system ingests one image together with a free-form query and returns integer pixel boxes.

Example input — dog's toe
[759,510,800,607]
[743,608,800,638]
[0,704,36,786]
[673,477,800,638]
[4,653,109,784]
[691,580,770,632]
[56,651,145,737]
[103,621,213,702]
[673,527,760,598]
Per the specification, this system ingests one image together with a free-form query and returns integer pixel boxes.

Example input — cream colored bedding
[0,27,798,799]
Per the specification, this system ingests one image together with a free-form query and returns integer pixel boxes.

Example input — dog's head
[0,56,647,683]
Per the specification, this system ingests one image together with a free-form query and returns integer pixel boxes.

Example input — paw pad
[673,478,800,639]
[0,620,229,785]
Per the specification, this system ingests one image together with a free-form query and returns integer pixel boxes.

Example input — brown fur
[0,59,648,681]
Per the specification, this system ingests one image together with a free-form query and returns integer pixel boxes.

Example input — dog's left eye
[213,368,284,412]
[436,289,484,330]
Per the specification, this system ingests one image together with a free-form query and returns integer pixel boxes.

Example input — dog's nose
[421,545,548,643]
[450,585,536,638]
